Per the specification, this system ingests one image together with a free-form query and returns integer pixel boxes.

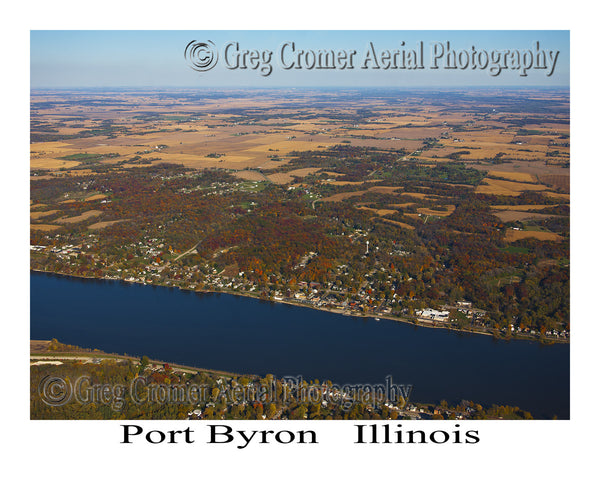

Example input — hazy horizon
[31,31,570,89]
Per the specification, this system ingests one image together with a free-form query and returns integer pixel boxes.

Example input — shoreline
[30,350,248,378]
[30,268,569,344]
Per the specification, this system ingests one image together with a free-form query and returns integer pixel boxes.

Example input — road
[172,242,201,262]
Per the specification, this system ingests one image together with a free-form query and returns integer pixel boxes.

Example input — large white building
[416,308,450,321]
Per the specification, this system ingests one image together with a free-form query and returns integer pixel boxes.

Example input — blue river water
[30,272,569,418]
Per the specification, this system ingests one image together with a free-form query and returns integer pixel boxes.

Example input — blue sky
[30,30,569,88]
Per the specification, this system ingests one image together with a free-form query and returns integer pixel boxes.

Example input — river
[30,272,569,418]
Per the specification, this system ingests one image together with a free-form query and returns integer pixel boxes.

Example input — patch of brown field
[447,131,514,143]
[246,139,337,155]
[267,167,322,185]
[505,230,563,242]
[492,211,557,222]
[30,203,47,210]
[30,340,52,353]
[84,193,107,202]
[30,209,59,220]
[320,171,344,177]
[288,167,323,177]
[388,202,416,209]
[539,174,570,192]
[384,126,446,139]
[356,207,397,216]
[232,170,268,182]
[59,199,77,204]
[436,136,553,161]
[265,173,288,185]
[475,185,521,196]
[220,263,240,279]
[35,127,305,171]
[320,185,403,202]
[490,204,558,211]
[160,152,255,166]
[30,224,61,231]
[475,178,547,196]
[88,219,127,230]
[397,192,431,199]
[471,160,569,177]
[511,135,555,146]
[30,158,80,169]
[326,180,365,186]
[417,205,456,217]
[320,191,369,202]
[257,158,292,169]
[543,191,570,201]
[30,175,55,181]
[440,182,476,189]
[58,169,96,177]
[55,210,103,224]
[488,170,537,183]
[377,218,416,230]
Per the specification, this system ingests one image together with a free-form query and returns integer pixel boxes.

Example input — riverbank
[30,349,248,378]
[30,268,569,344]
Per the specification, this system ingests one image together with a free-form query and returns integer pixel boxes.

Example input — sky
[31,30,569,88]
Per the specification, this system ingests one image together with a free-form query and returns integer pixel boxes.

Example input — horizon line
[30,85,570,90]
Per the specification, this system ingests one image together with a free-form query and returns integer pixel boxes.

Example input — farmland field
[505,230,564,242]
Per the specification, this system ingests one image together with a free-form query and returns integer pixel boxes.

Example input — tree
[139,355,150,373]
